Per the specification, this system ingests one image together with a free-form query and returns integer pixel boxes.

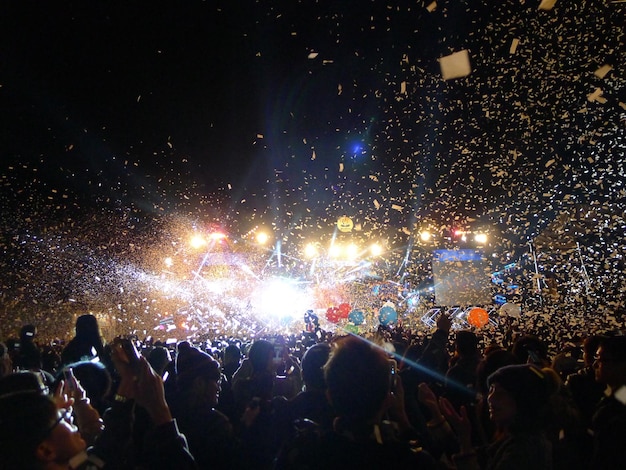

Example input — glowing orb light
[420,231,432,242]
[256,232,269,245]
[369,243,383,257]
[475,233,488,245]
[190,234,207,249]
[346,243,359,260]
[304,243,318,258]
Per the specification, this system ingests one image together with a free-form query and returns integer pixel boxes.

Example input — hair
[248,340,274,372]
[0,392,57,469]
[582,335,604,366]
[597,335,626,362]
[19,324,37,342]
[488,364,552,433]
[476,348,517,394]
[147,346,172,375]
[512,334,549,365]
[301,343,330,390]
[75,315,104,344]
[224,344,242,364]
[455,330,479,357]
[0,371,48,396]
[324,336,390,424]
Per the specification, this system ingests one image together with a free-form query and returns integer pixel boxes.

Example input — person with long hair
[61,315,106,365]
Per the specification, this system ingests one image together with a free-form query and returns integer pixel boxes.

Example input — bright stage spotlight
[475,233,488,245]
[419,231,432,242]
[254,278,309,320]
[370,243,383,257]
[209,232,226,241]
[328,244,342,258]
[346,243,359,260]
[304,243,318,258]
[190,234,207,249]
[256,232,270,245]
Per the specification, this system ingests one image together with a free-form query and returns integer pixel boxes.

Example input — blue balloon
[378,306,398,326]
[348,309,365,325]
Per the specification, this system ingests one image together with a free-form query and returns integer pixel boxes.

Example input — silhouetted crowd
[1,314,625,469]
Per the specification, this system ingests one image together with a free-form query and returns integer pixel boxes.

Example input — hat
[175,344,221,387]
[488,364,550,416]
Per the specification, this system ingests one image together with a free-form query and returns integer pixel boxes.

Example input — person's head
[301,343,330,391]
[512,334,549,366]
[487,364,552,433]
[455,330,479,357]
[476,348,517,394]
[583,334,603,367]
[176,343,222,406]
[248,340,274,373]
[147,346,172,376]
[0,392,86,469]
[74,315,103,344]
[0,371,49,397]
[19,324,37,343]
[223,344,242,367]
[324,336,391,425]
[593,335,626,390]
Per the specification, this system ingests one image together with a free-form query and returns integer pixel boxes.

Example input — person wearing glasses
[0,339,197,469]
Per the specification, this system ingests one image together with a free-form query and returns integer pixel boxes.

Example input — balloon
[467,307,489,328]
[499,303,521,318]
[348,309,365,325]
[326,307,340,324]
[343,324,359,334]
[337,303,351,318]
[378,306,398,326]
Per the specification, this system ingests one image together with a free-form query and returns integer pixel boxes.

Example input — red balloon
[326,307,340,323]
[337,303,351,318]
[467,307,489,328]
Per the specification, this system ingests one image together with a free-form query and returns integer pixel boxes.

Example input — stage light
[370,243,383,256]
[475,233,488,245]
[420,231,432,242]
[256,232,269,245]
[346,243,359,259]
[328,244,342,258]
[190,234,207,249]
[209,232,226,241]
[304,243,318,258]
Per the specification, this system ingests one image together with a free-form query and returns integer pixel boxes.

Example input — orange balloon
[467,307,489,328]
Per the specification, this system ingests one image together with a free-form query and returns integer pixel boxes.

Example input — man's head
[301,343,330,391]
[594,335,626,390]
[324,336,391,424]
[0,392,86,469]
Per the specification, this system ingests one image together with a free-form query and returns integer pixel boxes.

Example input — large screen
[432,249,492,306]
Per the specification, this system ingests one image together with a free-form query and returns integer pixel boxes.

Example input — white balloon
[500,303,521,318]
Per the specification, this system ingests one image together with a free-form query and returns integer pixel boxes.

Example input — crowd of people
[1,313,625,469]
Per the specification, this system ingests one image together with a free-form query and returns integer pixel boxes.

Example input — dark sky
[1,0,625,241]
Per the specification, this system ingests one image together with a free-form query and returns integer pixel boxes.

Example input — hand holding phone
[113,337,141,369]
[63,368,77,392]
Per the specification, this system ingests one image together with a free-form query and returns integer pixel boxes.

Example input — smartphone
[389,359,397,392]
[116,337,141,367]
[63,368,76,392]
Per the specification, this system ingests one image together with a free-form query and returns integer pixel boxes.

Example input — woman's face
[487,382,517,427]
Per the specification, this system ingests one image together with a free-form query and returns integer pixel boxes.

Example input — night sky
[1,0,624,338]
